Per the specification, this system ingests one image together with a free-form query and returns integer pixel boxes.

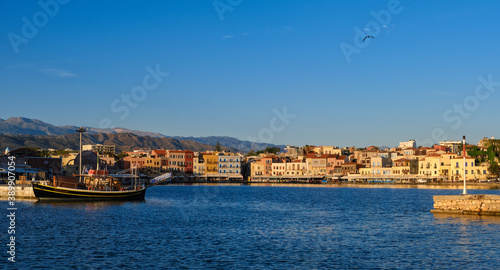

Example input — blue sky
[1,0,499,148]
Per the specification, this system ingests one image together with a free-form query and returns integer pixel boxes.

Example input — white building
[399,140,416,149]
[83,144,116,154]
[218,153,242,176]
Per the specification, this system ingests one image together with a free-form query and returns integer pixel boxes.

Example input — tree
[488,161,499,178]
[114,152,129,161]
[264,146,281,154]
[215,141,222,152]
[39,149,52,157]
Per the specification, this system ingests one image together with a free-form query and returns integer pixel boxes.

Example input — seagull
[363,35,374,41]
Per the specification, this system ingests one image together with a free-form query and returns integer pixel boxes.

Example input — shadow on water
[432,213,500,224]
[32,200,145,209]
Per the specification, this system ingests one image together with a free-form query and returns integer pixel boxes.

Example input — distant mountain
[171,136,286,153]
[0,117,166,138]
[0,133,235,153]
[0,117,284,152]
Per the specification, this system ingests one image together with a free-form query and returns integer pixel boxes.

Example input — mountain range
[0,117,285,152]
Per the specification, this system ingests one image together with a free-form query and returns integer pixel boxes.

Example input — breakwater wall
[431,194,500,216]
[0,184,36,199]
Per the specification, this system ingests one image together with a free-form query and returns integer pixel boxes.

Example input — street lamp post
[462,135,467,195]
[76,127,87,183]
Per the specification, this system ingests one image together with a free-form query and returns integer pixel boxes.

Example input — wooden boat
[32,171,171,201]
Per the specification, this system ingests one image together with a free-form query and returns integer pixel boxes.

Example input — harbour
[6,186,500,269]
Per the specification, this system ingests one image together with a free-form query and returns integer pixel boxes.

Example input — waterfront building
[370,156,392,176]
[167,150,194,174]
[271,160,286,176]
[83,144,115,154]
[251,161,265,177]
[203,152,219,176]
[354,150,379,168]
[326,155,339,175]
[341,163,365,175]
[392,158,411,175]
[333,166,342,175]
[306,154,327,176]
[218,152,242,177]
[261,157,278,176]
[418,154,443,178]
[193,155,206,175]
[285,159,307,176]
[145,156,168,172]
[449,156,490,181]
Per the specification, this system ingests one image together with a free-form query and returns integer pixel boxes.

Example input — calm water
[4,186,500,269]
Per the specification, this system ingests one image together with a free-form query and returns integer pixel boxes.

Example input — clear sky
[1,0,499,148]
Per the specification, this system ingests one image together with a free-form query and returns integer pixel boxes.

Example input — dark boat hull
[32,183,146,201]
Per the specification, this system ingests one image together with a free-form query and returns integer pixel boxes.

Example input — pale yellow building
[251,161,265,177]
[449,156,490,181]
[285,160,307,176]
[306,154,327,176]
[392,158,411,175]
[271,161,286,176]
[193,156,206,175]
[418,154,442,178]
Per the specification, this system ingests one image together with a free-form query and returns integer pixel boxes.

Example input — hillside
[0,133,235,153]
[0,117,285,152]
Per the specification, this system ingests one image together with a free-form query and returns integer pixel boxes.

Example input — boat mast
[76,127,87,183]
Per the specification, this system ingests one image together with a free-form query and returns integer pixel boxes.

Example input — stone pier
[431,194,500,216]
[0,184,36,199]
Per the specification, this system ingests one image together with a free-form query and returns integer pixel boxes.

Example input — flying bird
[363,35,374,41]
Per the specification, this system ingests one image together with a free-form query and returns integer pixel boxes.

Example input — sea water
[4,186,500,269]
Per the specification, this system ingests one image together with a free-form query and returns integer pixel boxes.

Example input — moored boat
[32,182,146,201]
[32,171,171,201]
